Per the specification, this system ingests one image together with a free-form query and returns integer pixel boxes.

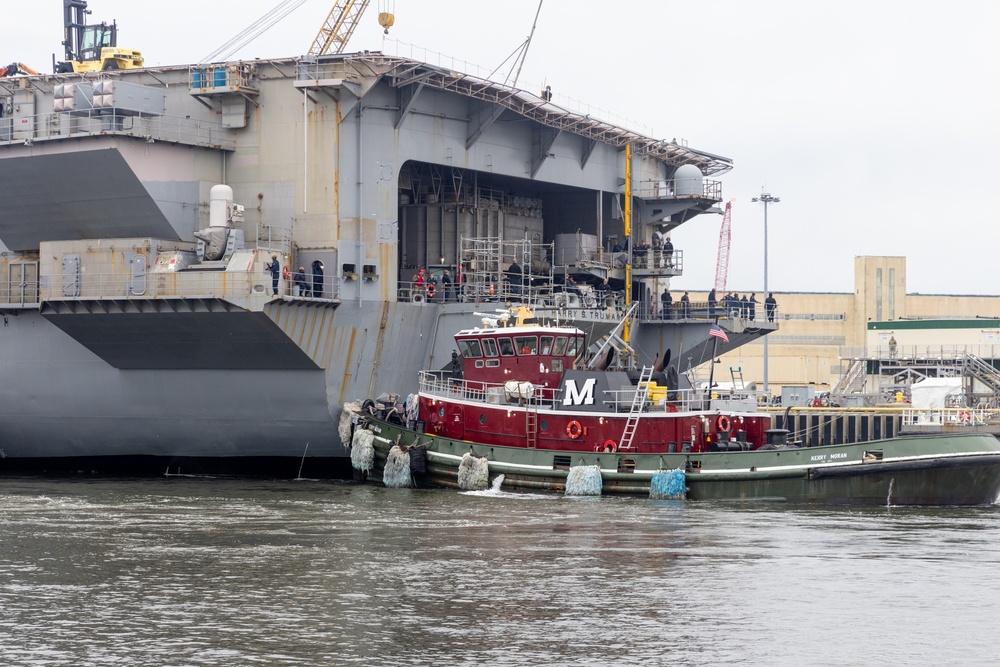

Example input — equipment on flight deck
[54,0,143,73]
[0,62,40,77]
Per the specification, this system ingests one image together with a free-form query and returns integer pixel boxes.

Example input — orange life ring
[566,420,582,439]
[959,410,972,423]
[717,415,732,432]
[426,283,437,298]
[282,265,290,280]
[603,440,617,453]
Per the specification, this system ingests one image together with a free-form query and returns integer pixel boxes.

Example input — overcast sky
[8,0,998,295]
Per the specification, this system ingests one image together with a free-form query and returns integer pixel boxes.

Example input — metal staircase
[618,366,653,451]
[831,358,867,399]
[964,353,1000,394]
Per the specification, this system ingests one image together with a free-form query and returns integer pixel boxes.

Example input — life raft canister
[717,415,732,432]
[566,420,582,439]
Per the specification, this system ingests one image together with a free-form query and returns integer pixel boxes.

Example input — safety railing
[28,270,340,302]
[902,407,999,427]
[418,369,759,414]
[629,248,683,273]
[635,178,724,201]
[1,109,235,150]
[418,371,563,410]
[634,299,771,322]
[840,344,1000,361]
[0,279,41,307]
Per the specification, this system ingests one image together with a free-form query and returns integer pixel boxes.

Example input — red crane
[713,201,732,293]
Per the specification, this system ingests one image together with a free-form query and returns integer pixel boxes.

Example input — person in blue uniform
[293,266,309,297]
[661,288,672,319]
[312,260,325,298]
[765,292,777,322]
[266,254,280,295]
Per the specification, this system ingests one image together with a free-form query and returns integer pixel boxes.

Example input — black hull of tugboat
[359,418,1000,506]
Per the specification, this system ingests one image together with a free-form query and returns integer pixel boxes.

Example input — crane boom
[308,0,373,55]
[713,201,732,293]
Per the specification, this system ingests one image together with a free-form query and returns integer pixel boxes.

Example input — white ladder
[619,366,653,451]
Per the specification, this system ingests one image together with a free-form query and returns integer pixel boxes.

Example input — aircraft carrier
[0,51,769,476]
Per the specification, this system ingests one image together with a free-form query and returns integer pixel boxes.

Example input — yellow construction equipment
[55,0,143,73]
[308,0,394,55]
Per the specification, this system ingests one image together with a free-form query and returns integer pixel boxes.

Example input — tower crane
[308,0,395,56]
[201,0,395,65]
[713,201,732,293]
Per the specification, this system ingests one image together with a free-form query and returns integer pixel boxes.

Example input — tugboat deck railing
[902,407,1000,427]
[418,371,762,414]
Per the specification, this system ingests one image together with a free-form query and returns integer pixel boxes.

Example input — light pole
[752,191,779,400]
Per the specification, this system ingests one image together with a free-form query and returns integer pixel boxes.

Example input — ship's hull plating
[361,418,1000,505]
[0,303,617,477]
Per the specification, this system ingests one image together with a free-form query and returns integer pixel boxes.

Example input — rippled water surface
[2,478,999,666]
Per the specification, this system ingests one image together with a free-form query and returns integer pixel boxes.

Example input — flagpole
[707,318,720,400]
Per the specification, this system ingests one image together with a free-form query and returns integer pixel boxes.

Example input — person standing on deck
[661,288,672,319]
[293,266,309,297]
[681,291,690,319]
[749,293,757,321]
[455,264,465,302]
[765,292,777,322]
[441,269,453,302]
[708,288,717,317]
[266,254,280,295]
[312,260,325,298]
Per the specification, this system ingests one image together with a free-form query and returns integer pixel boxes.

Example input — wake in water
[460,474,551,499]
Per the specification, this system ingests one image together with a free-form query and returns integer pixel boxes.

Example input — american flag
[709,325,729,343]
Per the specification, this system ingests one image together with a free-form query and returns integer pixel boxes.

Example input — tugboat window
[539,420,548,431]
[566,335,582,357]
[479,414,486,425]
[540,336,553,355]
[514,336,537,355]
[458,339,483,358]
[552,336,568,356]
[498,337,515,356]
[481,338,498,357]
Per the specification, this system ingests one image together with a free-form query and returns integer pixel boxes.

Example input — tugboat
[347,307,1000,505]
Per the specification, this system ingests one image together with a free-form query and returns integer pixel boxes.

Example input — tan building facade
[687,256,1000,397]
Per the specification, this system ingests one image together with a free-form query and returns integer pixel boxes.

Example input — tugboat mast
[623,142,633,349]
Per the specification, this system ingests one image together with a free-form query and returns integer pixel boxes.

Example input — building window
[876,268,883,321]
[889,267,895,320]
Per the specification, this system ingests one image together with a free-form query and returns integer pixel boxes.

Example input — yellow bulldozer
[54,0,143,73]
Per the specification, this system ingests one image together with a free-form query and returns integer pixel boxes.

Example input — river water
[1,477,998,666]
